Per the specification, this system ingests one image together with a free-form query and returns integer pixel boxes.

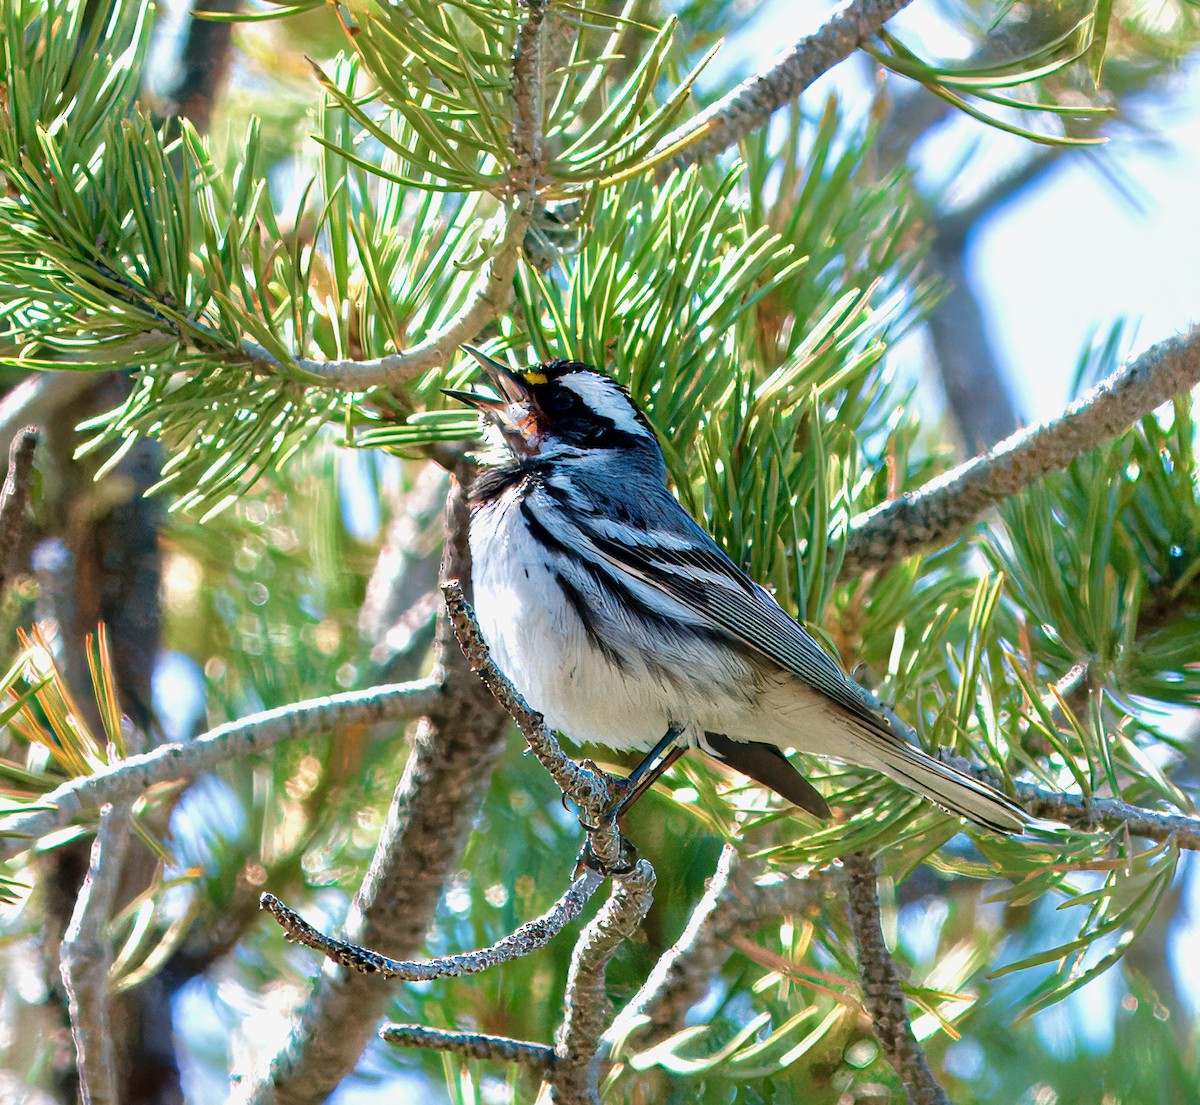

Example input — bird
[444,347,1027,834]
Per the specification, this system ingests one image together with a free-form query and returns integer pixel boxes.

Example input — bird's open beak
[442,346,543,454]
[442,346,531,412]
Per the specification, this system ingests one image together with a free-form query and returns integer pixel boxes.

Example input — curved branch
[843,852,951,1105]
[0,678,441,861]
[661,0,916,167]
[844,326,1200,573]
[261,869,603,981]
[237,0,547,390]
[239,206,530,389]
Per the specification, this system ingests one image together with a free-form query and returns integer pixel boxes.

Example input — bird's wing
[572,503,884,728]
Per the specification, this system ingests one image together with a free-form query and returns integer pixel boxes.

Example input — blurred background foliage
[0,0,1198,1102]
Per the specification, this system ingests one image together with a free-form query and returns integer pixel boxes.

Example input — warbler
[446,348,1026,833]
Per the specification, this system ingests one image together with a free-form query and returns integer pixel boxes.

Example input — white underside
[470,483,861,760]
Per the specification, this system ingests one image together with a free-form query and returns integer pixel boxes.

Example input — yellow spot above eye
[522,371,548,385]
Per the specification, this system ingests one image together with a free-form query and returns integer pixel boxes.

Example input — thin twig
[0,426,38,592]
[660,0,915,167]
[439,581,612,809]
[844,326,1200,573]
[0,677,441,861]
[59,802,134,1105]
[843,852,951,1105]
[261,869,604,980]
[380,1024,557,1070]
[551,860,657,1105]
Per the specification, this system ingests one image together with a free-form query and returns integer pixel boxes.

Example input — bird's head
[444,347,662,470]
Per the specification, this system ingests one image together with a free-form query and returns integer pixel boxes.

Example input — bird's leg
[611,722,687,817]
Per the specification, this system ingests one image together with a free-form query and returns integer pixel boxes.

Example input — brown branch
[843,326,1200,573]
[379,1024,556,1070]
[550,860,657,1105]
[0,426,37,592]
[159,0,240,133]
[261,869,604,980]
[843,852,951,1105]
[0,677,441,862]
[58,803,133,1105]
[661,0,916,167]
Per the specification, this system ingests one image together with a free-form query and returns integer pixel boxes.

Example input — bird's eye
[541,387,577,416]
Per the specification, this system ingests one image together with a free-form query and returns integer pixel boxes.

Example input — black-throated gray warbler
[446,348,1026,834]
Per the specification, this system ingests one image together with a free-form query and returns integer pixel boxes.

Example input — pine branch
[660,0,915,166]
[843,852,952,1105]
[844,326,1200,573]
[0,678,441,862]
[59,802,133,1105]
[237,0,547,391]
[239,206,529,388]
[942,754,1200,849]
[261,870,604,981]
[379,1024,556,1070]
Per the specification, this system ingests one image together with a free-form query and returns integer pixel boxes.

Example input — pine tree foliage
[0,0,1199,1101]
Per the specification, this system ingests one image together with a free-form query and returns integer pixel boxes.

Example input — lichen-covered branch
[844,326,1200,573]
[0,678,441,862]
[261,869,604,980]
[379,1024,556,1070]
[660,0,915,166]
[550,860,657,1105]
[843,852,950,1105]
[58,803,133,1105]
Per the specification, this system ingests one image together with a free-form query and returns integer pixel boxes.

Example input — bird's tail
[860,732,1027,834]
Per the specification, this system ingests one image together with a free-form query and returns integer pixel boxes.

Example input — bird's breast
[468,488,759,752]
